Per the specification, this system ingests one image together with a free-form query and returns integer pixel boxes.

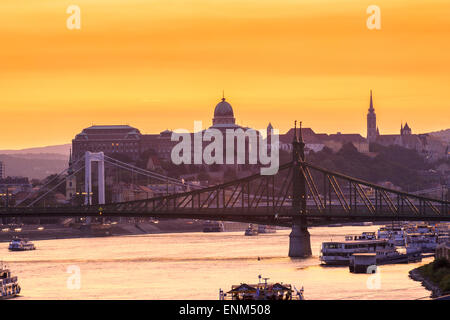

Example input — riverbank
[409,259,450,298]
[0,220,251,242]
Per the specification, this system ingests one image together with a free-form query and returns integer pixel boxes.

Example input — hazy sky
[1,0,449,149]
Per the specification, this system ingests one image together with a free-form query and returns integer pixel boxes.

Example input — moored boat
[377,225,407,246]
[405,232,438,253]
[345,232,377,241]
[219,275,304,300]
[349,247,422,273]
[203,220,225,232]
[257,225,276,234]
[8,237,36,251]
[320,238,393,265]
[0,263,21,299]
[245,224,258,236]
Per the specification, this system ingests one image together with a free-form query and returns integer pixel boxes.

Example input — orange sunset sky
[0,0,449,149]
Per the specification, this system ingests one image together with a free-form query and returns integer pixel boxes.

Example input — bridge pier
[289,121,312,258]
[288,218,312,258]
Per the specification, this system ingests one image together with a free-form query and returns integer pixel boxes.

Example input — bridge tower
[288,121,312,258]
[65,149,77,201]
[84,151,105,206]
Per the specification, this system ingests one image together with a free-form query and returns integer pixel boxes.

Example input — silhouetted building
[72,125,142,161]
[367,90,377,143]
[367,91,447,160]
[401,122,412,136]
[0,161,4,179]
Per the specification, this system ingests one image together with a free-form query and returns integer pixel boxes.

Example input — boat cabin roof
[323,239,387,245]
[228,282,292,294]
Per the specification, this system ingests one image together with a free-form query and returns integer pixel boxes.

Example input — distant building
[366,91,447,159]
[367,90,377,143]
[111,183,154,202]
[325,133,369,153]
[279,127,325,153]
[0,161,4,179]
[71,92,447,168]
[0,177,32,193]
[72,125,142,162]
[140,129,177,161]
[278,128,368,154]
[436,242,450,261]
[66,150,77,201]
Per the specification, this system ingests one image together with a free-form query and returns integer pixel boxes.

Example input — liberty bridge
[1,124,448,257]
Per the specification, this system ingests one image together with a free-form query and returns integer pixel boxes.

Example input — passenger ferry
[203,220,225,232]
[320,237,393,265]
[345,232,377,241]
[244,224,258,236]
[377,226,407,246]
[405,232,439,253]
[349,246,422,273]
[219,275,304,300]
[257,225,276,234]
[8,237,36,251]
[405,223,435,234]
[0,263,21,299]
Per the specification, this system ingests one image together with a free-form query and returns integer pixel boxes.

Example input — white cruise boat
[345,232,377,241]
[257,225,276,234]
[202,221,225,232]
[244,224,258,236]
[320,238,394,265]
[405,232,438,253]
[377,226,407,246]
[0,263,21,299]
[8,238,36,251]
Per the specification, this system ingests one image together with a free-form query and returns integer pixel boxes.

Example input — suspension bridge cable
[14,157,84,207]
[27,164,85,207]
[102,158,199,189]
[103,156,201,189]
[103,155,188,184]
[103,155,186,183]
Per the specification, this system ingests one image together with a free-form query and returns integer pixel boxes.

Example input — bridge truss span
[52,160,449,224]
[1,161,448,225]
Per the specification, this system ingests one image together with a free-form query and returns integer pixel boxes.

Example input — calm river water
[1,225,432,299]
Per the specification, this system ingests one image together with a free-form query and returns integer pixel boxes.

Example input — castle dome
[214,98,234,117]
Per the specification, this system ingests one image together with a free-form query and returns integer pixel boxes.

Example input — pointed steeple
[68,149,73,175]
[293,120,297,142]
[298,121,304,143]
[369,90,374,112]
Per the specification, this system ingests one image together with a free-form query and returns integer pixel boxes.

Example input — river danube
[1,225,432,299]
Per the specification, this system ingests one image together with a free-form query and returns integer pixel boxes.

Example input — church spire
[68,149,73,175]
[369,90,374,112]
[299,121,304,143]
[367,90,377,143]
[293,120,298,142]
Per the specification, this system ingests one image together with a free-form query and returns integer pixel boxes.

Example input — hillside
[0,154,67,179]
[428,129,450,144]
[0,144,71,156]
[301,143,447,192]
